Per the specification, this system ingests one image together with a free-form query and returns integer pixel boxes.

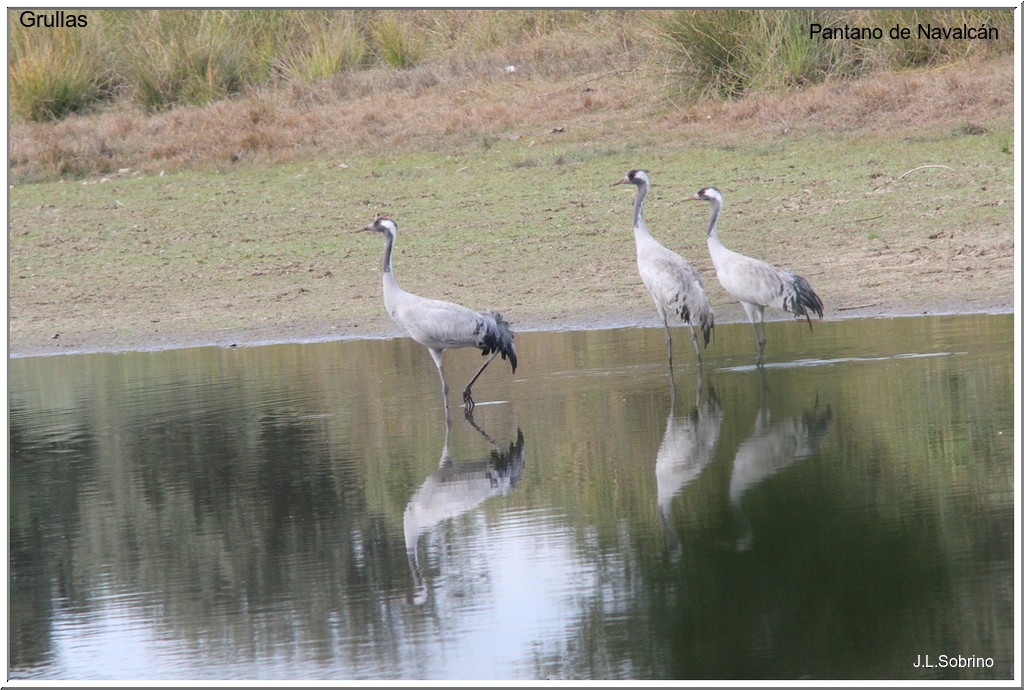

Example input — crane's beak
[356,223,377,233]
[682,193,702,202]
[611,176,631,187]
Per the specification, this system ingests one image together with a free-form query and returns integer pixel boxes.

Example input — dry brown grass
[10,47,1013,184]
[673,54,1014,136]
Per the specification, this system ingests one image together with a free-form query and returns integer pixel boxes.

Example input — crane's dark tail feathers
[478,311,518,373]
[699,306,714,348]
[677,293,714,347]
[783,272,824,331]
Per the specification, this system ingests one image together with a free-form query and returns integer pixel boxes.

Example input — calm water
[7,313,1016,680]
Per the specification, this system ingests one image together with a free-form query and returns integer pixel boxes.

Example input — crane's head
[684,187,724,207]
[612,169,651,188]
[360,215,397,238]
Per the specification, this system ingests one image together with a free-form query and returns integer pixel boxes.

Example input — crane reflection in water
[403,416,526,605]
[729,390,834,551]
[655,375,723,558]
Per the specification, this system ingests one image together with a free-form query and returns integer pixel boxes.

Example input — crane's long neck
[705,198,723,244]
[633,180,654,241]
[381,228,395,275]
[381,229,402,311]
[704,197,732,274]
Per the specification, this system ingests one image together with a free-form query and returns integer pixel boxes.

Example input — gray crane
[614,169,714,369]
[360,215,517,415]
[685,187,823,366]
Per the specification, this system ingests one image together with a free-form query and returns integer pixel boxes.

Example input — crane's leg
[755,319,767,367]
[463,351,499,413]
[428,348,450,414]
[687,322,703,365]
[741,303,767,366]
[657,307,674,373]
[664,325,673,369]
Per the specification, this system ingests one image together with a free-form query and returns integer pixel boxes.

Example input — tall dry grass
[9,9,1013,120]
[274,12,367,83]
[8,16,112,120]
[8,9,634,119]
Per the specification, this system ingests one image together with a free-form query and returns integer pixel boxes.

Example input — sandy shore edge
[9,300,1014,359]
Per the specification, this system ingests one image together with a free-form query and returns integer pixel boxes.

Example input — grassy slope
[8,57,1016,356]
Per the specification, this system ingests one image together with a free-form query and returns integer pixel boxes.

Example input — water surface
[8,313,1015,680]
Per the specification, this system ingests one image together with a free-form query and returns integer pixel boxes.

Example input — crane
[360,215,517,415]
[614,169,714,369]
[685,187,823,365]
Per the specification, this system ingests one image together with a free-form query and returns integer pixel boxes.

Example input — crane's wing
[391,293,517,370]
[393,295,487,350]
[714,253,788,309]
[638,245,714,342]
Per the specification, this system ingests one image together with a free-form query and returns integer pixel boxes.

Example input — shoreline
[9,300,1014,360]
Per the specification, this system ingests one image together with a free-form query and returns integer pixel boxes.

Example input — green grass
[11,9,595,118]
[9,126,1014,353]
[102,10,264,110]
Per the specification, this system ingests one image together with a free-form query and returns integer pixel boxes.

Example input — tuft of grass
[662,10,748,98]
[104,10,259,110]
[273,12,366,83]
[8,16,112,121]
[763,10,852,88]
[661,8,1013,99]
[659,10,843,98]
[951,123,989,137]
[852,9,1011,71]
[369,13,423,69]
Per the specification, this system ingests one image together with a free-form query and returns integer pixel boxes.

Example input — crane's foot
[462,389,476,413]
